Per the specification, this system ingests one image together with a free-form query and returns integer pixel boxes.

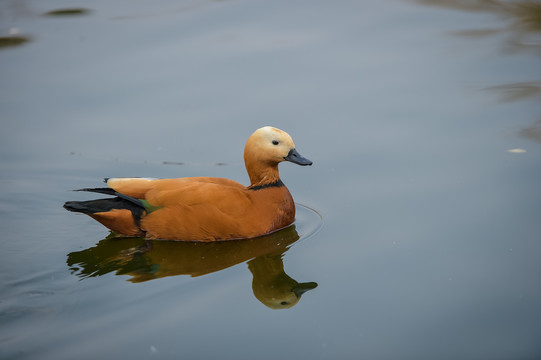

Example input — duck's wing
[106,177,254,240]
[141,181,257,240]
[145,179,249,213]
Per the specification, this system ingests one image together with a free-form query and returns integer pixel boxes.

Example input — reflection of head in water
[248,254,317,309]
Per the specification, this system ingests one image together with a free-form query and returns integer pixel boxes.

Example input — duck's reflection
[67,225,317,309]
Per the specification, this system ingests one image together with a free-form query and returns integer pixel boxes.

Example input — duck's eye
[272,140,279,145]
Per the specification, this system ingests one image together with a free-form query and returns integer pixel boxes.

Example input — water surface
[1,0,541,359]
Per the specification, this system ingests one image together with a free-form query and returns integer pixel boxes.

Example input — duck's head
[244,126,312,168]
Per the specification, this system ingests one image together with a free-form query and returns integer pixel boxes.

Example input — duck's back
[107,177,244,199]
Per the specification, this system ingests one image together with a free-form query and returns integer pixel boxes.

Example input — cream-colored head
[245,127,293,164]
[243,126,312,186]
[245,126,312,165]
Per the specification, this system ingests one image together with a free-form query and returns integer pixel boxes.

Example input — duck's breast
[247,185,295,234]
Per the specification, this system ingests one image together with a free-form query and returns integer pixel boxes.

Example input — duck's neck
[246,161,282,189]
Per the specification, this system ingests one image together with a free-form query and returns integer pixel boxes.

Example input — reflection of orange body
[64,127,312,241]
[68,226,317,309]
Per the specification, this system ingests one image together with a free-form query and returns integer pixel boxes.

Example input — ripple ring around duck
[294,203,324,243]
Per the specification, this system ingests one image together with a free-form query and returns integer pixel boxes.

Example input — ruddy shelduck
[64,126,312,241]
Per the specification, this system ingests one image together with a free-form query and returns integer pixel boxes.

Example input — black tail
[64,188,146,225]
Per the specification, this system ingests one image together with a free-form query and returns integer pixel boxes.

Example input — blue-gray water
[1,0,541,359]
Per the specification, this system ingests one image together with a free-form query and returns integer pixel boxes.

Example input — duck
[64,126,312,241]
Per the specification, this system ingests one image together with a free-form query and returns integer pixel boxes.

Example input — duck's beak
[292,282,318,298]
[284,148,312,166]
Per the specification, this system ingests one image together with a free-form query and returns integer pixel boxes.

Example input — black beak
[292,282,318,298]
[284,148,312,166]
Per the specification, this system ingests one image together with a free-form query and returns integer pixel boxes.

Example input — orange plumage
[64,126,312,241]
